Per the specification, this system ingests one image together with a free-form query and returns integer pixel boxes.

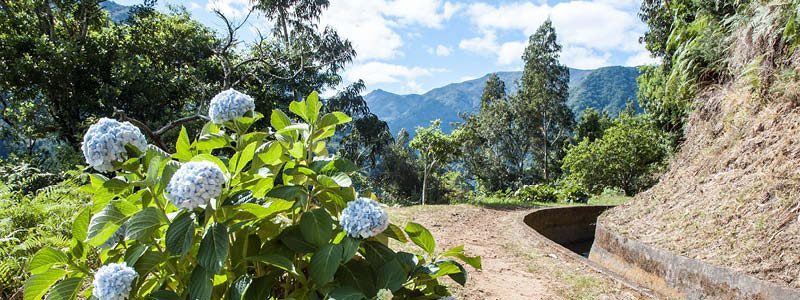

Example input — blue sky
[113,0,658,95]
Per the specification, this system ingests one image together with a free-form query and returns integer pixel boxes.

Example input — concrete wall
[590,224,800,299]
[523,205,614,245]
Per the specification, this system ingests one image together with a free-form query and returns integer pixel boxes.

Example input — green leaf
[325,286,365,300]
[445,261,468,286]
[188,266,213,300]
[198,223,229,274]
[196,133,230,150]
[308,243,343,286]
[148,290,181,300]
[223,190,256,206]
[300,209,333,247]
[227,274,252,300]
[134,250,165,275]
[404,222,435,255]
[441,245,482,269]
[278,226,316,253]
[316,174,351,188]
[305,91,321,123]
[29,248,68,274]
[165,212,196,257]
[289,100,308,122]
[244,253,296,274]
[270,109,292,130]
[87,202,127,246]
[244,276,278,300]
[362,241,395,267]
[396,252,419,274]
[230,142,258,174]
[376,259,406,292]
[317,112,352,129]
[253,142,283,168]
[45,276,83,300]
[175,126,192,161]
[336,260,377,297]
[71,207,90,242]
[190,154,229,175]
[157,161,180,195]
[23,268,66,300]
[339,236,360,264]
[125,207,164,241]
[124,244,148,267]
[382,224,408,243]
[235,198,292,218]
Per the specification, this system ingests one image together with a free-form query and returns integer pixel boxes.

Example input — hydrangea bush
[24,91,480,300]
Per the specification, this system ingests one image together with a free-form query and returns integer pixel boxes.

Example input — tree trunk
[543,127,549,182]
[421,167,428,206]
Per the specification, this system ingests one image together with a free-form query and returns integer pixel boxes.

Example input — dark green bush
[515,184,558,203]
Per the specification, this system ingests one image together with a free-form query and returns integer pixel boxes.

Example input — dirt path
[387,204,651,300]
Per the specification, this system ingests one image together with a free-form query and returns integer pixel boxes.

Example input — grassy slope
[602,4,800,288]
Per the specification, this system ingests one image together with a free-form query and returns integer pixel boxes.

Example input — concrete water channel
[525,205,800,299]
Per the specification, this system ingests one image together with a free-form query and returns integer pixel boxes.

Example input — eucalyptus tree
[518,19,574,183]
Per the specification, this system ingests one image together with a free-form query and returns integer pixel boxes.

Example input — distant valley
[364,66,641,135]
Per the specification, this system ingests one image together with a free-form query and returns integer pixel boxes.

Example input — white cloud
[624,50,660,66]
[345,62,446,84]
[435,45,452,56]
[321,0,460,61]
[460,1,647,68]
[206,0,252,18]
[189,2,201,10]
[561,46,612,69]
[406,80,426,94]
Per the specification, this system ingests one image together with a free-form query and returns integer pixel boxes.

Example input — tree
[458,74,518,191]
[0,1,224,155]
[574,108,612,143]
[562,113,668,195]
[518,19,574,182]
[410,120,461,205]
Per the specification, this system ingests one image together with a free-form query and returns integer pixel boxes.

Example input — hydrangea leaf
[124,207,164,241]
[279,226,316,253]
[188,266,213,300]
[325,286,365,300]
[86,201,128,246]
[270,109,292,130]
[300,209,333,247]
[382,224,408,243]
[148,290,181,300]
[165,212,196,257]
[196,133,230,151]
[336,260,377,298]
[29,248,68,275]
[289,100,308,122]
[227,274,252,300]
[198,223,230,274]
[244,253,297,275]
[305,91,321,123]
[376,258,406,292]
[71,207,90,244]
[339,236,360,264]
[175,126,192,161]
[404,222,435,255]
[44,276,83,300]
[440,245,482,269]
[317,112,352,129]
[308,243,344,286]
[23,268,66,300]
[362,241,395,267]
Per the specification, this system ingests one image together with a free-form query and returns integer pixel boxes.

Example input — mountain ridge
[365,66,641,136]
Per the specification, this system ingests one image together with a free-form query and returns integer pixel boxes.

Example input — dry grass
[603,2,800,288]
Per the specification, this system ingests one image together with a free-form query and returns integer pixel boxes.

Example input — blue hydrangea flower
[82,118,147,172]
[208,89,255,124]
[99,224,126,250]
[339,198,389,239]
[92,263,137,300]
[166,161,226,210]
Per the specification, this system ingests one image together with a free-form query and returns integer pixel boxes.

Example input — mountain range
[364,66,642,136]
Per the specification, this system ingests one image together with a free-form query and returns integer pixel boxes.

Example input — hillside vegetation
[603,0,800,288]
[365,66,640,135]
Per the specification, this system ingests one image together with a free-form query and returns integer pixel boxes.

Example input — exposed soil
[387,204,651,299]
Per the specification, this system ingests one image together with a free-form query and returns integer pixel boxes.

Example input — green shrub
[0,169,90,298]
[554,180,590,204]
[515,184,558,203]
[25,92,480,300]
